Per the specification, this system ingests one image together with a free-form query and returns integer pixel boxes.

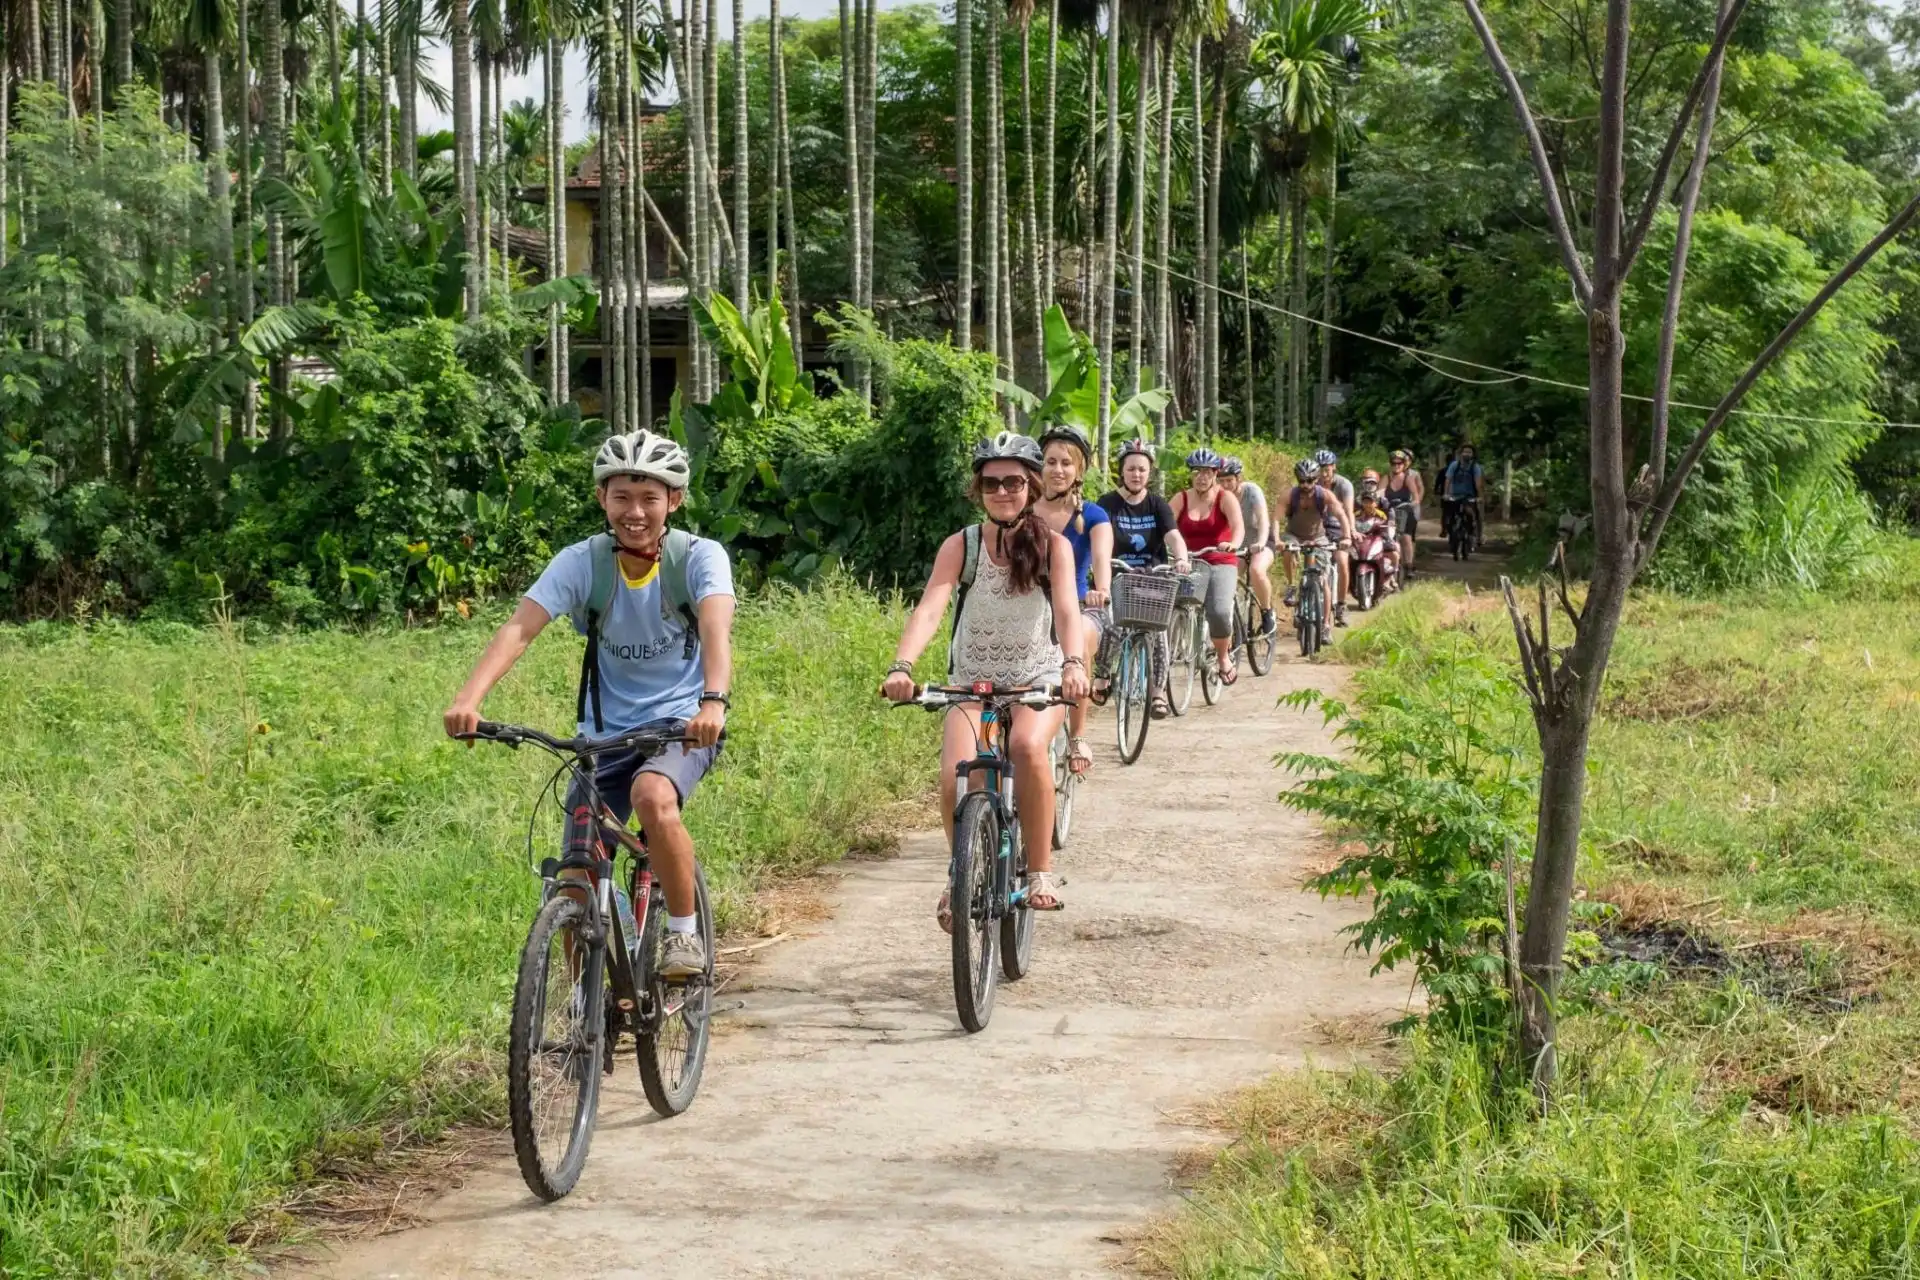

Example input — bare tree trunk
[1078,31,1094,332]
[1271,188,1286,439]
[355,0,369,156]
[619,0,639,427]
[236,0,256,436]
[773,0,800,352]
[635,0,654,427]
[983,0,1002,385]
[378,0,393,193]
[547,33,569,403]
[731,0,748,310]
[1241,236,1254,437]
[1094,0,1120,462]
[1,31,10,273]
[263,0,289,436]
[685,0,709,396]
[1125,28,1149,393]
[452,0,480,317]
[495,58,507,290]
[478,45,492,285]
[399,17,418,181]
[859,0,876,323]
[706,0,721,319]
[1189,34,1204,430]
[112,0,128,94]
[1041,0,1056,306]
[206,45,234,461]
[1317,159,1336,425]
[326,0,344,116]
[600,0,624,428]
[1289,181,1305,438]
[1018,14,1040,386]
[1153,33,1174,443]
[1204,58,1223,439]
[996,41,1015,411]
[953,0,971,347]
[842,0,862,321]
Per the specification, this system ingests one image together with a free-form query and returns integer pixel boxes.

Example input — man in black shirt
[1096,438,1191,717]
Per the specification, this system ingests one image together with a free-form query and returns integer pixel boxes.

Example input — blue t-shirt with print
[1444,461,1483,499]
[1057,500,1111,601]
[525,535,735,737]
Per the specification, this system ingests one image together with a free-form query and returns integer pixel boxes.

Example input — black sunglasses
[978,474,1031,495]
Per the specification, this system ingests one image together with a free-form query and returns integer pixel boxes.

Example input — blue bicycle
[901,683,1069,1032]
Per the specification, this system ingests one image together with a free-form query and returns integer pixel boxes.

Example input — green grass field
[0,581,939,1278]
[1146,571,1920,1278]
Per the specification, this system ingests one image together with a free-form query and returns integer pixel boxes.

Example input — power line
[1122,248,1920,432]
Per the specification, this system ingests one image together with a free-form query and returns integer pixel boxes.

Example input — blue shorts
[563,719,721,847]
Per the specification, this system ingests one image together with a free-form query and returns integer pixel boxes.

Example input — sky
[419,0,915,142]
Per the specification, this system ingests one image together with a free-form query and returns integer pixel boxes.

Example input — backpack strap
[658,527,701,661]
[576,533,619,733]
[948,525,984,681]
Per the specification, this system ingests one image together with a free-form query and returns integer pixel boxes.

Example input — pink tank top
[1176,492,1236,566]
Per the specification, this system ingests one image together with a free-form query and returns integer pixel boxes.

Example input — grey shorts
[564,718,721,838]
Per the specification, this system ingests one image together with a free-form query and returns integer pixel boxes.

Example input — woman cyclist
[881,432,1089,919]
[1280,456,1350,625]
[1035,423,1111,777]
[1219,457,1277,638]
[1171,448,1246,685]
[1096,437,1191,720]
[1384,448,1423,580]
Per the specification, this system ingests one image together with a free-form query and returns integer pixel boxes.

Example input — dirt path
[293,655,1401,1280]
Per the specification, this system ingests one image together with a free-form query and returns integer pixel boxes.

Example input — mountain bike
[1107,565,1178,764]
[1444,496,1481,560]
[1286,536,1333,658]
[1231,549,1277,678]
[897,683,1071,1032]
[455,721,715,1202]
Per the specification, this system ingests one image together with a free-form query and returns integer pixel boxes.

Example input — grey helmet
[972,430,1045,474]
[1220,456,1245,478]
[1294,457,1318,482]
[1115,436,1156,467]
[594,428,691,489]
[1185,447,1225,471]
[1038,423,1094,468]
[1312,448,1338,469]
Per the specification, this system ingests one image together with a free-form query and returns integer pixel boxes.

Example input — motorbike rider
[1351,473,1400,594]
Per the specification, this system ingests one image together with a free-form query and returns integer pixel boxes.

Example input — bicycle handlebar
[891,683,1074,710]
[456,720,694,758]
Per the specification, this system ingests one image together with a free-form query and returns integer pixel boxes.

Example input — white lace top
[951,538,1064,687]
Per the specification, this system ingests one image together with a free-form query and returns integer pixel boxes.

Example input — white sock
[668,914,699,936]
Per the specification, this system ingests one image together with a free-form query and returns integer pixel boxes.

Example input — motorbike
[1350,514,1398,611]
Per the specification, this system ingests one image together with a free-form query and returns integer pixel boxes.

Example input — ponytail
[1000,504,1053,596]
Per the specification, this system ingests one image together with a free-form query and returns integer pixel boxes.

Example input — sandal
[1150,695,1170,720]
[1026,870,1066,911]
[1069,736,1094,776]
[1219,661,1239,687]
[936,889,953,935]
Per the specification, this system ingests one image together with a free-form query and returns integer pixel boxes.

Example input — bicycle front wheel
[1050,724,1075,850]
[507,894,605,1202]
[1114,633,1151,765]
[1242,583,1276,676]
[1000,815,1035,982]
[951,793,1001,1032]
[636,864,714,1118]
[1168,609,1199,716]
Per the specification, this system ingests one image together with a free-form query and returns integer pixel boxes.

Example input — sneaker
[659,930,707,980]
[1282,585,1298,608]
[1260,608,1277,636]
[1334,604,1348,628]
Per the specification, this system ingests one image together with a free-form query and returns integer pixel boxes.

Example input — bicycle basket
[1174,569,1207,609]
[1111,572,1177,632]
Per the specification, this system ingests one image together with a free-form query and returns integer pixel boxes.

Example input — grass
[0,578,939,1278]
[1149,564,1920,1277]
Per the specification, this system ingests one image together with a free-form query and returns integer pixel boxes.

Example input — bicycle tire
[636,865,714,1118]
[1000,812,1035,981]
[507,894,604,1202]
[1356,568,1374,612]
[1241,583,1275,676]
[1050,725,1075,851]
[1114,633,1151,765]
[1168,609,1199,716]
[951,793,1001,1032]
[1298,577,1321,658]
[1201,641,1223,705]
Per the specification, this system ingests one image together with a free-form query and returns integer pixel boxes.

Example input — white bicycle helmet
[593,428,691,490]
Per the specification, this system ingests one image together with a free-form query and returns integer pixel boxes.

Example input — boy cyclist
[443,429,736,979]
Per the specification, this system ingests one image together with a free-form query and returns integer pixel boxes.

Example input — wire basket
[1111,571,1177,632]
[1174,568,1207,609]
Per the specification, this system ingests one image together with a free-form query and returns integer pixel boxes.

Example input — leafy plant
[1281,631,1534,1039]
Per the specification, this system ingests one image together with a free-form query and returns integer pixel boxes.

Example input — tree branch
[1619,0,1749,275]
[1641,186,1920,561]
[1462,0,1594,308]
[1649,0,1732,483]
[1500,576,1547,710]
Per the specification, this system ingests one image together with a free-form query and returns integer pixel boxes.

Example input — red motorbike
[1350,514,1399,611]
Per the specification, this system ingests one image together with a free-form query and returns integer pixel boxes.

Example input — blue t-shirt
[1444,461,1483,499]
[1057,500,1111,601]
[525,535,735,736]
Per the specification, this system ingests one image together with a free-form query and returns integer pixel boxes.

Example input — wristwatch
[700,691,731,710]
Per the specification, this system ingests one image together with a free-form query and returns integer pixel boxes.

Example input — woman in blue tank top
[1037,424,1111,776]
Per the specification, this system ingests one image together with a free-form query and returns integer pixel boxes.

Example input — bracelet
[1062,655,1087,669]
[886,660,914,676]
[700,691,731,710]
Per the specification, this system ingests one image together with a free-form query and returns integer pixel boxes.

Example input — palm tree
[1093,0,1119,462]
[952,0,969,347]
[770,0,799,352]
[263,0,289,434]
[447,0,479,317]
[545,9,569,402]
[377,0,392,190]
[1013,0,1041,375]
[182,0,235,456]
[981,0,1000,380]
[728,0,744,311]
[1153,32,1174,443]
[1126,19,1150,394]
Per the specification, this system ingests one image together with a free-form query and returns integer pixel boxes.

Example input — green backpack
[575,528,701,732]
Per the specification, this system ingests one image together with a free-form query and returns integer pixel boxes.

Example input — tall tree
[377,0,393,190]
[952,0,970,346]
[263,0,288,435]
[1015,0,1041,380]
[449,0,480,316]
[1093,0,1119,461]
[771,0,799,351]
[982,0,1001,382]
[1127,19,1150,392]
[545,18,568,402]
[1153,33,1174,442]
[728,0,744,309]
